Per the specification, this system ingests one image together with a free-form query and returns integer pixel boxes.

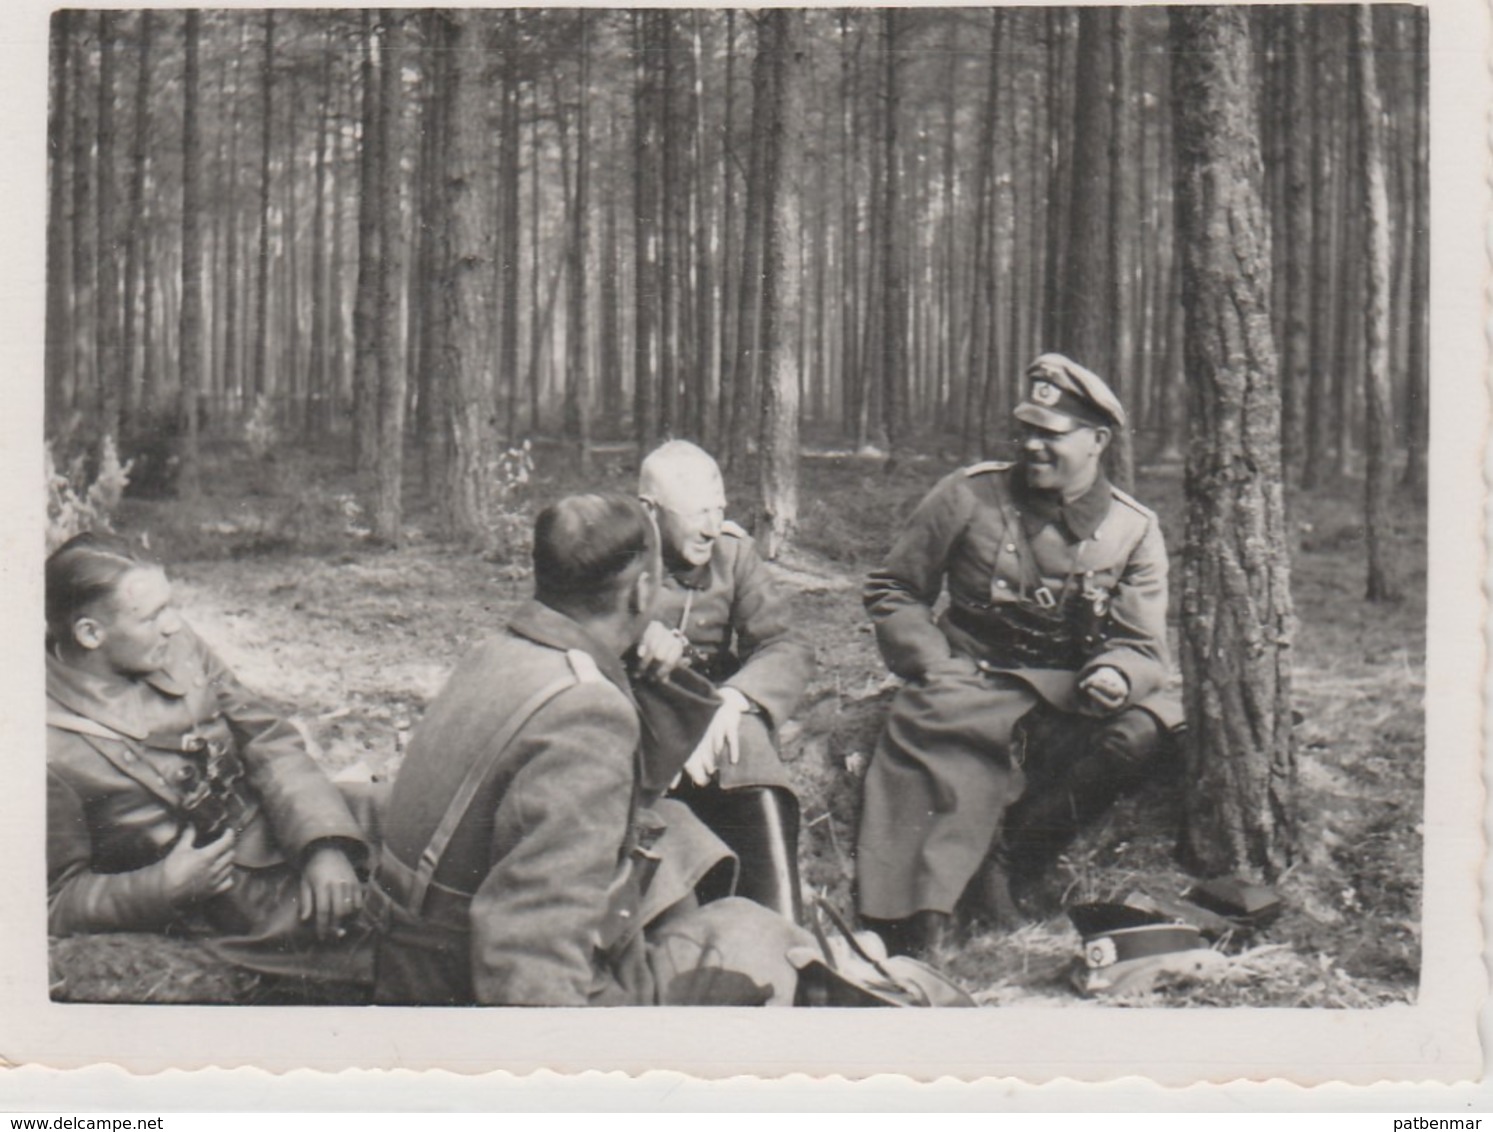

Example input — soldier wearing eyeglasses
[635,440,816,923]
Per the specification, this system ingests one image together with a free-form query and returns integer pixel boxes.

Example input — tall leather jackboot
[683,785,805,923]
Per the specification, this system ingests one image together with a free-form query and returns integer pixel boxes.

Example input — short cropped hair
[45,532,151,647]
[532,494,655,616]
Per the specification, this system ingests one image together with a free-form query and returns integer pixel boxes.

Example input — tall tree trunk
[45,11,72,431]
[1105,8,1137,491]
[95,12,121,443]
[1279,8,1312,485]
[373,13,407,544]
[1171,5,1296,881]
[1352,6,1400,603]
[599,117,623,427]
[220,25,245,416]
[70,22,95,413]
[1302,8,1338,490]
[564,11,593,475]
[1061,9,1111,378]
[1401,6,1429,495]
[879,9,907,467]
[961,11,1000,463]
[758,9,803,558]
[633,12,660,456]
[178,11,204,500]
[657,13,680,439]
[252,11,275,404]
[499,21,522,444]
[414,12,448,483]
[120,10,151,436]
[717,10,739,445]
[439,11,493,542]
[352,11,381,474]
[726,15,771,471]
[691,12,716,447]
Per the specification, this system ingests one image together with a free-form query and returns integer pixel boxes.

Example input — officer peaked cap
[1014,353,1127,433]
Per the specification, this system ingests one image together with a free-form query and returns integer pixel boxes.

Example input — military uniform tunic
[855,463,1181,922]
[46,626,377,981]
[651,522,816,792]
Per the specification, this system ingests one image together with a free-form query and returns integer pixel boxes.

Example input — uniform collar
[45,648,187,740]
[507,600,633,694]
[1013,469,1114,542]
[663,547,714,590]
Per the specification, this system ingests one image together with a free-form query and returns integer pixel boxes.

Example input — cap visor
[1013,404,1079,433]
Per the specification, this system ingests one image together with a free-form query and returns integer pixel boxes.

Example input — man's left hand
[299,844,363,941]
[1079,666,1130,714]
[678,687,754,787]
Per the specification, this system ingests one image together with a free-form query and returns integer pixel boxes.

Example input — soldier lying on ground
[45,533,382,991]
[855,354,1183,957]
[635,440,816,923]
[371,494,810,1006]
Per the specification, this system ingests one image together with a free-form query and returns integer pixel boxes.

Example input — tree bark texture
[1170,5,1296,881]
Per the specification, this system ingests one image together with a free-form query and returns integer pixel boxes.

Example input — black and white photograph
[3,0,1486,1088]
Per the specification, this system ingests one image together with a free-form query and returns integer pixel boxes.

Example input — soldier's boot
[908,909,955,958]
[713,786,805,923]
[971,848,1027,932]
[1004,709,1164,877]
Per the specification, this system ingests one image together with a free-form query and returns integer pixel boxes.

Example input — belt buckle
[1033,585,1057,609]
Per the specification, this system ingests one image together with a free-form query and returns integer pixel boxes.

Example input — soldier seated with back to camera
[855,354,1183,957]
[45,533,382,989]
[370,494,811,1006]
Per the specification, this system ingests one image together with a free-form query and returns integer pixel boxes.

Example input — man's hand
[160,827,236,906]
[298,844,363,941]
[635,620,688,681]
[678,687,753,787]
[1079,665,1130,713]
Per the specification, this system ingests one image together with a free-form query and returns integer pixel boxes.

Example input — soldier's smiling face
[1019,422,1110,497]
[651,473,727,569]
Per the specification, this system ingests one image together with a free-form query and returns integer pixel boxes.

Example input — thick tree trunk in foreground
[1171,6,1296,881]
[758,9,803,560]
[1352,6,1400,603]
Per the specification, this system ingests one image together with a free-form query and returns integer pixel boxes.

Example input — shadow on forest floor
[62,438,1424,1008]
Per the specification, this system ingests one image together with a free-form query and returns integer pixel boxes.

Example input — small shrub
[484,440,537,570]
[46,434,134,553]
[243,394,280,460]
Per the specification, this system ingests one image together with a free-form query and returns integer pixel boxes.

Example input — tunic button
[122,751,136,763]
[1085,570,1094,579]
[1005,544,1016,553]
[995,579,1008,589]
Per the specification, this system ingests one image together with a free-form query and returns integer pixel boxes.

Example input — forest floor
[83,434,1425,1009]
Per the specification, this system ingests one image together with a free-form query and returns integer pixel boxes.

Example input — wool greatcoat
[855,462,1183,922]
[651,521,815,792]
[46,626,379,982]
[371,600,810,1007]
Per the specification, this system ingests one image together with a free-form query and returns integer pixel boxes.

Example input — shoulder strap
[404,657,590,913]
[46,707,133,744]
